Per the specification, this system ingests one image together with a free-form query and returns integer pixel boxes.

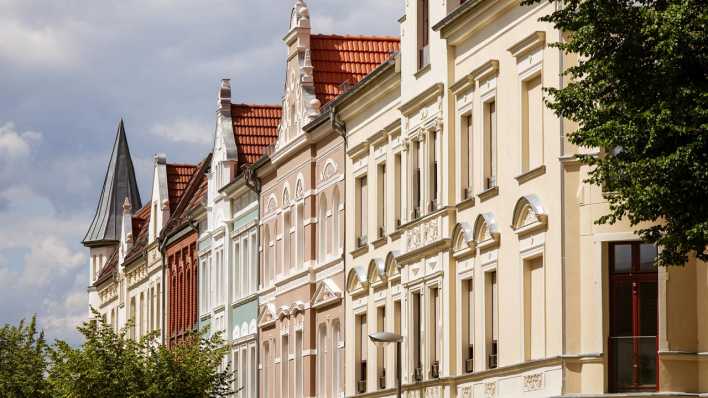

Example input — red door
[609,242,658,392]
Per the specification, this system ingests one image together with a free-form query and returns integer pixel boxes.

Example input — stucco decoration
[512,194,547,234]
[321,159,337,182]
[406,217,441,251]
[452,222,475,253]
[278,305,291,320]
[282,185,291,207]
[384,251,401,276]
[458,386,472,398]
[523,373,544,391]
[346,266,368,293]
[249,319,257,335]
[474,212,500,249]
[295,176,304,200]
[241,322,249,338]
[485,382,497,398]
[257,303,277,328]
[311,279,342,309]
[289,301,306,315]
[266,195,278,215]
[366,258,386,284]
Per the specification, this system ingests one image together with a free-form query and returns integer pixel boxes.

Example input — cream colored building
[343,0,707,397]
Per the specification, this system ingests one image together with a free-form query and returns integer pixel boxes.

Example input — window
[283,210,291,274]
[462,279,474,372]
[376,306,386,389]
[411,291,422,379]
[393,300,401,382]
[356,175,368,246]
[250,344,257,398]
[296,204,304,268]
[295,330,303,398]
[429,287,441,378]
[609,242,658,392]
[429,131,439,211]
[417,0,430,69]
[377,164,386,238]
[233,241,241,300]
[262,225,271,287]
[485,271,498,369]
[412,141,422,218]
[317,324,327,397]
[522,75,543,172]
[242,239,249,297]
[394,153,402,226]
[524,256,545,360]
[282,334,290,398]
[234,349,241,395]
[332,320,342,397]
[332,188,340,254]
[156,282,161,333]
[129,296,136,339]
[355,314,368,392]
[483,100,497,189]
[319,196,327,261]
[263,342,270,398]
[461,114,473,199]
[140,291,146,337]
[250,231,258,294]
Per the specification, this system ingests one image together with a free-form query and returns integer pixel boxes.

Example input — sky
[0,0,402,344]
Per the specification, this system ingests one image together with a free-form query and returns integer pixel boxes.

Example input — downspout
[558,0,567,394]
[330,106,347,393]
[243,165,262,396]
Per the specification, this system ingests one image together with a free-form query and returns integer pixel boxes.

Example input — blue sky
[0,0,401,344]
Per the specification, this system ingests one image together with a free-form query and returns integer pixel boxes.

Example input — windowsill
[414,63,431,79]
[456,195,475,210]
[350,244,369,258]
[389,228,403,241]
[477,186,499,202]
[515,165,546,185]
[371,235,388,248]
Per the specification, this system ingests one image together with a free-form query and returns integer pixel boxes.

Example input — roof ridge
[311,33,400,41]
[232,103,282,109]
[166,162,198,168]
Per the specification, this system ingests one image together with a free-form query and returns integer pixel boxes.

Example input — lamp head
[368,331,403,346]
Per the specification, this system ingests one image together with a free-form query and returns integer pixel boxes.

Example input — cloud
[150,118,212,145]
[0,18,79,69]
[0,122,41,159]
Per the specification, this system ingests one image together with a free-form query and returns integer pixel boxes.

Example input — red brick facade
[167,232,198,347]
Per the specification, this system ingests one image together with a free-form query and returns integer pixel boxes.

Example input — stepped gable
[83,119,142,246]
[231,104,281,169]
[310,34,400,105]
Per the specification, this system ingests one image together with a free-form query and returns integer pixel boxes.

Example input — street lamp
[369,331,403,398]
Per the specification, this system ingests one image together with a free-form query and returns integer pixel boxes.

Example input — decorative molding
[485,381,497,398]
[405,216,441,252]
[522,372,544,392]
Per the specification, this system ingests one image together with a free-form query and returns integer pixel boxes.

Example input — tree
[524,0,708,265]
[0,316,51,398]
[47,310,233,398]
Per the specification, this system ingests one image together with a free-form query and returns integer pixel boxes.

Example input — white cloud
[0,19,79,69]
[150,118,212,145]
[0,122,41,159]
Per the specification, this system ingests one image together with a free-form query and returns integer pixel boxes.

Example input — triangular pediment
[311,279,342,309]
[257,303,277,328]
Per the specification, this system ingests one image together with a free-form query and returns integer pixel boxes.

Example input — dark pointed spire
[83,119,142,247]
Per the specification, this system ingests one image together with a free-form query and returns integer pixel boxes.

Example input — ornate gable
[258,303,277,328]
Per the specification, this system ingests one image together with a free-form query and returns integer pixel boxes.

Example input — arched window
[317,323,328,397]
[319,194,327,262]
[332,319,342,397]
[332,187,340,255]
[284,210,292,274]
[262,225,271,287]
[263,341,270,398]
[296,203,304,269]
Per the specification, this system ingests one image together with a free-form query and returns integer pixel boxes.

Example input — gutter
[557,1,568,394]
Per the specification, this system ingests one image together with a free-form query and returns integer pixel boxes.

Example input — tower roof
[83,119,142,247]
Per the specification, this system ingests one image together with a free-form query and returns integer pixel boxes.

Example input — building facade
[84,1,708,396]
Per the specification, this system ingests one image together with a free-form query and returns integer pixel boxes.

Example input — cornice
[399,83,444,117]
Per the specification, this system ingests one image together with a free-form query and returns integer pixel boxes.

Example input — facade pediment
[311,279,342,309]
[258,303,277,327]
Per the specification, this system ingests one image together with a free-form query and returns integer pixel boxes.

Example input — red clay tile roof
[166,164,198,211]
[94,247,118,286]
[231,104,281,168]
[310,34,400,105]
[161,154,211,239]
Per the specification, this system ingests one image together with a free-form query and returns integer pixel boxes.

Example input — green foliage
[0,316,51,398]
[0,311,232,398]
[524,0,708,265]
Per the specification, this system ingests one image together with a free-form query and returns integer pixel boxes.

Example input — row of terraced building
[84,1,708,397]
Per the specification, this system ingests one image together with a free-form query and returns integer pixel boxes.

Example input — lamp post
[369,331,403,398]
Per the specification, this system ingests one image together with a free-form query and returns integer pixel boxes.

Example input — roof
[161,154,212,240]
[231,104,281,168]
[166,163,198,211]
[94,247,118,286]
[83,119,142,246]
[310,34,400,105]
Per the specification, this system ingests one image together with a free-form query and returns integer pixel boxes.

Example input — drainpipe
[558,0,568,394]
[330,106,347,393]
[243,165,262,396]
